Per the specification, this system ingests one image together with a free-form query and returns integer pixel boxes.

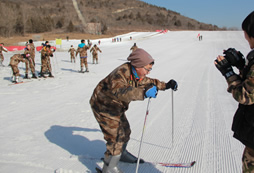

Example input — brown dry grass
[0,32,116,46]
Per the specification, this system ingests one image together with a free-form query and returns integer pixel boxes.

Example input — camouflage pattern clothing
[24,48,36,74]
[40,47,53,73]
[90,62,166,156]
[76,45,91,70]
[0,45,7,64]
[226,49,254,172]
[29,43,36,66]
[243,147,254,173]
[9,54,26,76]
[90,45,102,64]
[68,47,76,63]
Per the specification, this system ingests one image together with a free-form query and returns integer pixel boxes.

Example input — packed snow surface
[0,31,249,173]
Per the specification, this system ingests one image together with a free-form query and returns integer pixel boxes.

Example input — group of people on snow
[9,40,55,83]
[6,38,103,83]
[68,39,102,73]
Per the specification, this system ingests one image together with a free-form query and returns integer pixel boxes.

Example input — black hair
[21,54,26,58]
[46,45,51,48]
[242,11,254,38]
[29,39,33,43]
[81,39,85,43]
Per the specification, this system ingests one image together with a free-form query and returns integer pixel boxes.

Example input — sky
[140,0,254,29]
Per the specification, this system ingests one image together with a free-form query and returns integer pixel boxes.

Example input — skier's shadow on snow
[45,125,162,173]
[44,125,105,171]
[61,68,78,73]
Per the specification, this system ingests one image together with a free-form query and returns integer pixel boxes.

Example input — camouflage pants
[10,65,20,76]
[80,57,88,68]
[242,147,254,173]
[25,58,35,74]
[41,57,52,73]
[70,54,75,63]
[91,108,131,156]
[92,54,98,64]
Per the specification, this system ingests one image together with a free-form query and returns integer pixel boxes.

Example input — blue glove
[145,85,158,98]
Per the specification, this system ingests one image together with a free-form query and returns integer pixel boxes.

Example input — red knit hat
[127,48,154,67]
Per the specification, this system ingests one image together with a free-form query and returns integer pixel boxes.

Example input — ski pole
[172,89,174,147]
[135,98,151,173]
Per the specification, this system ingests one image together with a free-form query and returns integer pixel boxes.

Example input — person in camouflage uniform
[9,54,27,83]
[130,43,138,52]
[76,39,91,72]
[29,39,36,66]
[40,44,54,78]
[0,43,8,66]
[90,44,102,64]
[23,44,37,79]
[90,48,178,173]
[215,11,254,173]
[68,45,76,63]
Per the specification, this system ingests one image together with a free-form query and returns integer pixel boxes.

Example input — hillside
[0,0,220,38]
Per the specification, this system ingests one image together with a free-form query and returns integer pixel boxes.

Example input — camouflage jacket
[24,48,32,58]
[90,62,166,117]
[9,54,26,66]
[90,46,101,56]
[76,45,91,57]
[227,49,254,149]
[68,48,76,55]
[41,47,53,59]
[227,49,254,105]
[29,43,35,57]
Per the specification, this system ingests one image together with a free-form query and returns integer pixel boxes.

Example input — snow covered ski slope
[0,31,249,173]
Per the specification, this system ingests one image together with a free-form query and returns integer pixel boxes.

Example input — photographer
[215,11,254,172]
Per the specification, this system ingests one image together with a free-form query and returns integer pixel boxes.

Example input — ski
[8,81,30,85]
[95,161,195,173]
[71,155,196,170]
[154,161,196,168]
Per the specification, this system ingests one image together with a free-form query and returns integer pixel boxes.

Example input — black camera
[223,48,245,70]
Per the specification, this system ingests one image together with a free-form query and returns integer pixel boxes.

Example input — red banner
[5,46,26,51]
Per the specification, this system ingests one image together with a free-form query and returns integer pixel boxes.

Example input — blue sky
[140,0,254,29]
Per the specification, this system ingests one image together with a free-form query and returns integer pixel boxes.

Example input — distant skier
[90,44,102,64]
[9,54,27,83]
[130,43,138,52]
[90,48,178,173]
[0,43,8,66]
[23,43,37,79]
[68,45,76,63]
[76,39,91,72]
[214,11,254,173]
[40,44,54,78]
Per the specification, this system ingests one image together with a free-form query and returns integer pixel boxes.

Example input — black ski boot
[31,73,37,79]
[120,143,144,163]
[39,72,46,78]
[48,72,54,78]
[23,73,29,79]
